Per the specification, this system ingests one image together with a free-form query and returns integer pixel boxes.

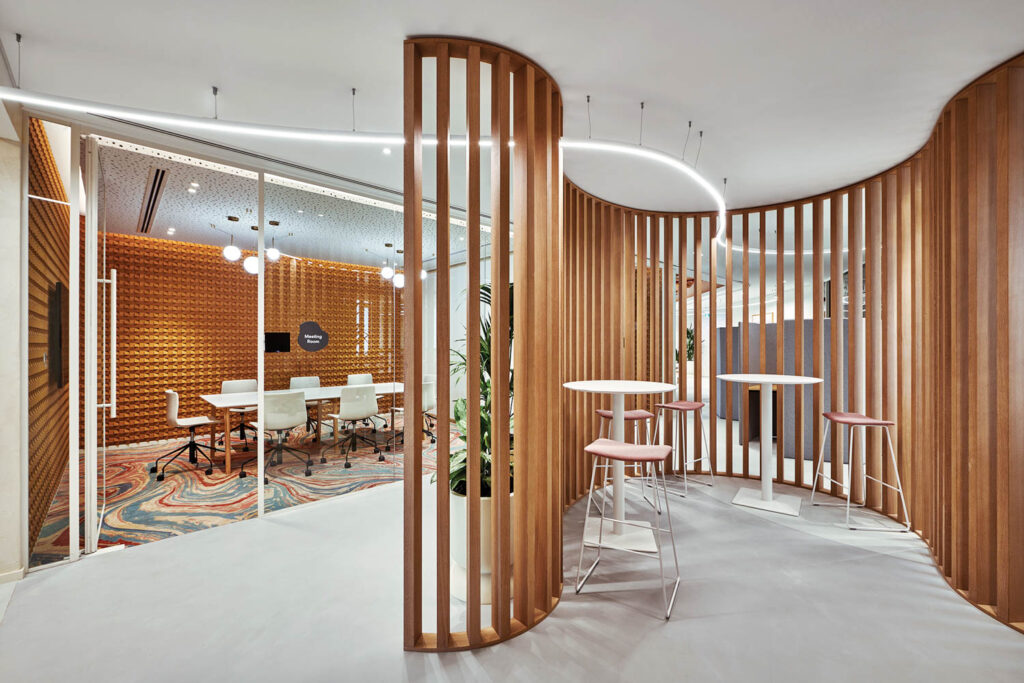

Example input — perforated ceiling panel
[96,138,483,267]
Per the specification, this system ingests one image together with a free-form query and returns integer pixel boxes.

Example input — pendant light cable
[639,101,645,146]
[695,130,704,168]
[681,120,692,160]
[15,33,21,88]
[586,95,592,139]
[351,88,357,132]
[212,86,219,119]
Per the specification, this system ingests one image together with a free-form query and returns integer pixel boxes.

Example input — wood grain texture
[434,42,452,648]
[405,37,563,652]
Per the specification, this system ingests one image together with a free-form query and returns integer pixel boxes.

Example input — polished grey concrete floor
[1,476,1023,682]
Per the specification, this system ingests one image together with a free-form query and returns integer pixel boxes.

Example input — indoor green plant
[438,282,514,603]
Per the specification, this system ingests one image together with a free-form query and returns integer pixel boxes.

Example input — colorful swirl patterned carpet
[31,422,443,567]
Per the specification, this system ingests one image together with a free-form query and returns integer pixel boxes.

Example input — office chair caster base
[156,474,165,482]
[431,438,436,444]
[264,478,268,485]
[188,456,197,464]
[378,454,385,462]
[344,462,352,469]
[242,446,249,452]
[304,469,311,476]
[385,445,391,452]
[320,457,327,464]
[149,465,157,473]
[205,468,213,476]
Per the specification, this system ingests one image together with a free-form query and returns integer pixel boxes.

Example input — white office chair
[385,380,437,452]
[239,390,312,482]
[422,374,438,444]
[326,385,383,468]
[150,390,217,482]
[220,379,257,452]
[348,373,387,431]
[290,375,321,437]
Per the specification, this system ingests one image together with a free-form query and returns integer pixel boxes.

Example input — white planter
[449,489,513,605]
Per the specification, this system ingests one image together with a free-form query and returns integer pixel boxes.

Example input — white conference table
[718,373,822,516]
[200,382,404,473]
[564,379,676,551]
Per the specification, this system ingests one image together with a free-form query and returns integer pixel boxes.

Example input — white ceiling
[3,1,1023,212]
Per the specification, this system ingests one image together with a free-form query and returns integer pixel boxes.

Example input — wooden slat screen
[560,52,1024,635]
[404,37,563,652]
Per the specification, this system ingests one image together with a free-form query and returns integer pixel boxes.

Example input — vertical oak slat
[402,40,424,650]
[694,218,704,469]
[849,188,864,503]
[511,61,536,628]
[865,182,883,508]
[793,207,805,486]
[882,172,898,516]
[725,215,734,476]
[829,195,845,495]
[464,45,482,644]
[488,50,512,635]
[709,218,718,472]
[970,82,998,607]
[434,43,452,647]
[742,214,750,477]
[759,214,767,478]
[812,200,824,493]
[776,209,786,482]
[1000,65,1024,623]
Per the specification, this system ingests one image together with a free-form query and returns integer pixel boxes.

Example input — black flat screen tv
[265,332,290,353]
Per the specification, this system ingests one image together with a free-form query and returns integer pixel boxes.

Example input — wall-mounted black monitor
[264,332,290,353]
[48,281,68,387]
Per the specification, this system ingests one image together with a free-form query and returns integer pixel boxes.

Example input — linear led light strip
[0,86,726,236]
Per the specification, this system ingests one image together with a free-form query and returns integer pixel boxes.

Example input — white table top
[717,373,822,386]
[200,382,404,409]
[563,379,676,395]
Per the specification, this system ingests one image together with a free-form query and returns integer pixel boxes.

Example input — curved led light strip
[558,138,727,241]
[0,87,727,236]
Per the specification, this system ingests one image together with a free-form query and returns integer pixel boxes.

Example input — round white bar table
[564,380,675,549]
[717,373,823,516]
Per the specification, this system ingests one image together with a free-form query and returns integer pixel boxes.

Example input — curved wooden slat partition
[561,52,1024,634]
[403,36,563,651]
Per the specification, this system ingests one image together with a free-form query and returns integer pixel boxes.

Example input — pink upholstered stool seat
[595,408,655,421]
[823,411,894,427]
[584,438,672,463]
[654,400,705,412]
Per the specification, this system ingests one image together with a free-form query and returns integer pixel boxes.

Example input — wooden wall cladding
[562,52,1024,633]
[403,37,563,651]
[27,118,71,553]
[97,231,400,446]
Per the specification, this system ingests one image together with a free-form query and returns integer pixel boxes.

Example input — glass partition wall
[22,118,422,567]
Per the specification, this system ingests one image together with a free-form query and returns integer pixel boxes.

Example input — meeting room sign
[298,321,329,351]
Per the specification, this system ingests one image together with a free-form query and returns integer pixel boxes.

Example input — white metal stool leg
[810,421,830,505]
[656,461,682,619]
[883,426,912,532]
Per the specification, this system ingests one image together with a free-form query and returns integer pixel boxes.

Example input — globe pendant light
[243,255,259,274]
[266,236,280,262]
[393,272,405,289]
[223,233,241,261]
[381,263,395,280]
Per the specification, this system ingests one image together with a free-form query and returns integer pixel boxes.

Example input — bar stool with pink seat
[653,399,715,495]
[811,411,911,531]
[596,406,657,500]
[595,407,655,443]
[575,438,681,620]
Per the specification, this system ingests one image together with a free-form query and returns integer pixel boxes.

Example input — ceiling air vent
[135,166,168,234]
